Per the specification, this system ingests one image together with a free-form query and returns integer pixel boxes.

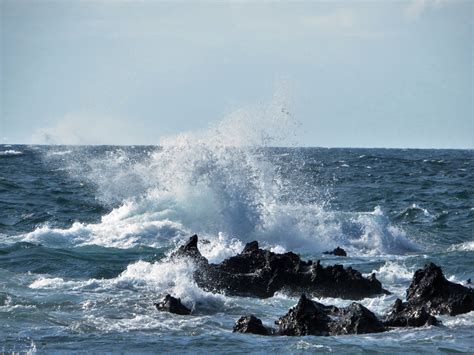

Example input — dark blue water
[0,144,473,353]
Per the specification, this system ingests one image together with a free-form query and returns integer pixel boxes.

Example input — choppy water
[0,142,473,353]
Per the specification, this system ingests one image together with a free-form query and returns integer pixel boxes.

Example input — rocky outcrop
[384,298,438,327]
[276,295,385,336]
[236,295,386,337]
[173,235,388,300]
[275,294,332,336]
[155,294,191,315]
[233,315,270,335]
[323,247,347,257]
[383,263,473,327]
[329,302,386,335]
[404,263,474,316]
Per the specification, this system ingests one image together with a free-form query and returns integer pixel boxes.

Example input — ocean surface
[0,144,473,353]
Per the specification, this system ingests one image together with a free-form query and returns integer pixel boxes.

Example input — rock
[276,294,331,336]
[384,298,438,328]
[405,263,474,316]
[171,234,208,264]
[233,315,270,335]
[174,236,388,300]
[155,294,191,315]
[329,302,386,335]
[275,295,386,336]
[323,247,347,257]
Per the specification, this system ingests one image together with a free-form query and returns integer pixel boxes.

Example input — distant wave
[0,149,23,156]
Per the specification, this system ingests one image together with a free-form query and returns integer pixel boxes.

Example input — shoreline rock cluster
[171,235,388,299]
[155,235,474,337]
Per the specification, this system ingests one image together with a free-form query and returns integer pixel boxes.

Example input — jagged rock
[276,294,331,336]
[174,236,388,300]
[171,234,207,264]
[329,302,386,335]
[233,315,270,335]
[323,247,347,257]
[384,298,438,327]
[154,294,191,315]
[275,295,386,336]
[405,263,474,316]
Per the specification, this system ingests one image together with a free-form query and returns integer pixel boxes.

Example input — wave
[448,241,474,252]
[47,150,72,156]
[0,149,23,156]
[394,204,435,223]
[14,91,418,256]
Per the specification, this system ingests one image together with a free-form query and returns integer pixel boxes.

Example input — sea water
[0,107,472,353]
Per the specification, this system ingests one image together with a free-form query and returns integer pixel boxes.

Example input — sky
[1,0,473,148]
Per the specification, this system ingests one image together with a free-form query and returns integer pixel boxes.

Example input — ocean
[0,143,472,353]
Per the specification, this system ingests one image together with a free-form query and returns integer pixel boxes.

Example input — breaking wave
[16,90,418,256]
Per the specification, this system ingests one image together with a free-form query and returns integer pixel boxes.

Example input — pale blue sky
[1,0,472,148]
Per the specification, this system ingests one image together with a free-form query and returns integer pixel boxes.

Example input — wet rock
[171,234,208,265]
[174,236,388,300]
[275,295,386,336]
[329,302,386,335]
[233,315,270,335]
[323,247,347,257]
[405,263,474,316]
[155,294,191,315]
[276,294,331,336]
[384,298,438,328]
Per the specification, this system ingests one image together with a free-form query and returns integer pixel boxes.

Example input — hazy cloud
[31,113,149,145]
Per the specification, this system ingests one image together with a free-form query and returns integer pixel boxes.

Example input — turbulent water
[1,139,473,352]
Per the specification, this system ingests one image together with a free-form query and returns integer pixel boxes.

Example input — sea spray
[16,90,417,255]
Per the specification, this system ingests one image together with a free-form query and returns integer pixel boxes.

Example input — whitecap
[0,149,23,156]
[448,241,474,252]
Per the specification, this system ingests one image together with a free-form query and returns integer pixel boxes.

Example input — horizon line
[1,143,473,151]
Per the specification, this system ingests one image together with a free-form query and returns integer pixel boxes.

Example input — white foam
[370,261,413,285]
[440,311,474,328]
[28,257,227,311]
[20,89,418,256]
[0,149,22,156]
[448,241,474,252]
[48,150,72,156]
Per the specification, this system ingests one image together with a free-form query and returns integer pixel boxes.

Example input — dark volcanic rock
[233,315,270,335]
[275,295,386,336]
[323,247,347,257]
[155,294,191,315]
[171,234,207,264]
[329,302,386,335]
[276,294,331,336]
[384,298,438,328]
[174,236,388,300]
[405,263,474,316]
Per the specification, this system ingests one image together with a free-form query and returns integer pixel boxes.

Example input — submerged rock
[405,263,474,316]
[323,247,347,257]
[173,235,388,300]
[155,294,191,315]
[233,315,270,335]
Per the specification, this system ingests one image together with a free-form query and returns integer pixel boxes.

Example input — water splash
[17,88,418,256]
